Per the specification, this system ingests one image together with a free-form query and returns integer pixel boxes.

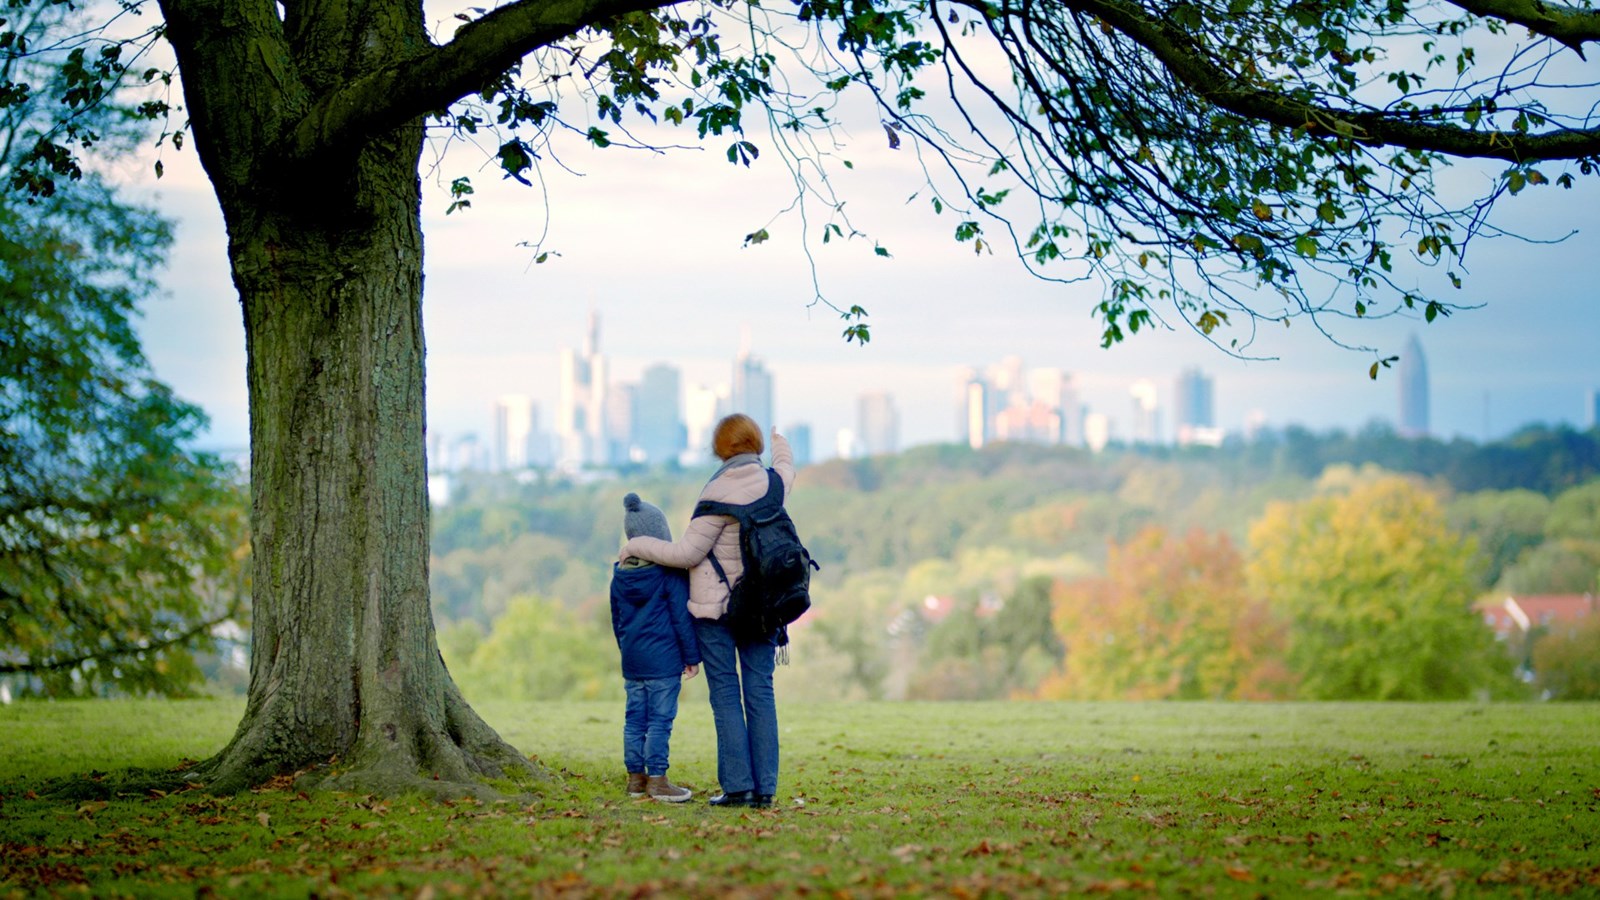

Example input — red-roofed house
[1477,594,1597,641]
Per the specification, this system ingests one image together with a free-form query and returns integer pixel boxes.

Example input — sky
[122,26,1600,460]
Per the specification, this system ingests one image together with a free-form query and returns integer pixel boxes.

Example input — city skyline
[125,96,1600,460]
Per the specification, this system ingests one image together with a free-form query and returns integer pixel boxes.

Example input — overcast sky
[124,32,1600,460]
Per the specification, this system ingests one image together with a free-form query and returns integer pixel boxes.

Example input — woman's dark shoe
[751,794,775,809]
[708,790,754,807]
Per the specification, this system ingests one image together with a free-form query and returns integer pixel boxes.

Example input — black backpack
[693,468,819,646]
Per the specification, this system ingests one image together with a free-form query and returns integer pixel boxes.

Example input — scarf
[707,452,762,487]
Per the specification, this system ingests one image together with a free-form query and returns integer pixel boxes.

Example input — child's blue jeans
[623,675,683,775]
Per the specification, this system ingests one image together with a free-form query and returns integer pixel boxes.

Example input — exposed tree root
[197,676,545,800]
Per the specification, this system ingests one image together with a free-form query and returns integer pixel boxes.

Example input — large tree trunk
[202,117,535,796]
[158,1,537,795]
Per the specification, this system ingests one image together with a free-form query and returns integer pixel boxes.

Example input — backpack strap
[691,468,784,589]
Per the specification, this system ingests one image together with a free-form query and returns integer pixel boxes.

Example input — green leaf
[727,140,759,167]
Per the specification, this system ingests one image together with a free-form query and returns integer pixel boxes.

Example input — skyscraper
[683,382,728,465]
[857,391,900,457]
[1398,334,1430,438]
[957,367,989,449]
[1588,389,1599,431]
[557,310,607,467]
[492,394,535,471]
[634,363,685,466]
[731,350,774,440]
[786,422,813,467]
[1130,379,1161,445]
[1173,367,1218,446]
[604,382,637,465]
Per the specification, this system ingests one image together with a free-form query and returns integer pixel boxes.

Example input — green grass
[2,699,1597,896]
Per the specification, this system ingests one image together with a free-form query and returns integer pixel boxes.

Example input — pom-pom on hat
[623,493,672,541]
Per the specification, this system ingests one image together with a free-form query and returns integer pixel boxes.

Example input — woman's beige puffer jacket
[619,432,795,620]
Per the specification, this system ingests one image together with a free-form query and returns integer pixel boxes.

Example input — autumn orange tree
[1247,469,1517,700]
[6,0,1596,793]
[1040,526,1289,700]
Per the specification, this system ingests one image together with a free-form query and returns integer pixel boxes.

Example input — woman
[618,413,794,809]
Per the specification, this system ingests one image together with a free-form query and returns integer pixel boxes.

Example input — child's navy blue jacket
[610,560,701,680]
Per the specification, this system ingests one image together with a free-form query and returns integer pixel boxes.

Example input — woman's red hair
[712,414,763,460]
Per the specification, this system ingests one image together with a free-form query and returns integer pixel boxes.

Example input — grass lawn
[1,698,1597,896]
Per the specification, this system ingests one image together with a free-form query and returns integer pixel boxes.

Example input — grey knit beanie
[623,493,672,541]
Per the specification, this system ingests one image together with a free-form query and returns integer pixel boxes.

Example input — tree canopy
[0,3,248,696]
[10,0,1596,356]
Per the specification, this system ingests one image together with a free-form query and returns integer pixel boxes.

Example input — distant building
[857,391,900,457]
[682,382,728,465]
[1084,412,1111,453]
[604,382,636,465]
[731,350,774,441]
[493,394,536,471]
[957,368,989,449]
[958,361,1081,448]
[634,363,685,466]
[1398,334,1430,438]
[1174,367,1222,447]
[1129,379,1161,445]
[786,422,813,467]
[1589,388,1599,431]
[993,400,1061,444]
[1477,594,1597,641]
[557,310,608,467]
[835,427,861,460]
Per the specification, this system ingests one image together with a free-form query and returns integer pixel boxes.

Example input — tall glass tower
[1398,334,1430,438]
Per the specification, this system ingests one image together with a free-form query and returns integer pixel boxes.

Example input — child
[610,493,701,802]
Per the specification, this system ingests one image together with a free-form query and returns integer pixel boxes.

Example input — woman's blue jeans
[694,617,779,795]
[622,676,682,776]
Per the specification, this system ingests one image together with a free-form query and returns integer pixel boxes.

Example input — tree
[1246,469,1517,699]
[442,595,620,702]
[1446,488,1550,590]
[7,0,1595,791]
[1531,614,1600,701]
[1492,479,1600,592]
[1040,526,1289,700]
[0,5,248,698]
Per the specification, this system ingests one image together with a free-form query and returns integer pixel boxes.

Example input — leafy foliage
[1531,616,1600,701]
[441,595,621,703]
[1246,468,1517,699]
[1041,526,1289,700]
[0,5,247,697]
[426,436,1597,702]
[417,0,1600,359]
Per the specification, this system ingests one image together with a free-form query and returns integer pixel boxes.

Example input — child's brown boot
[626,772,648,797]
[646,774,691,803]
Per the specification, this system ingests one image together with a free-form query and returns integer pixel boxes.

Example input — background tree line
[423,425,1600,706]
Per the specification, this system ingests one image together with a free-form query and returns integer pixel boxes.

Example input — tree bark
[157,0,537,795]
[202,115,535,796]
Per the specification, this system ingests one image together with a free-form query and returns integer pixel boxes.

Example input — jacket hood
[612,561,668,607]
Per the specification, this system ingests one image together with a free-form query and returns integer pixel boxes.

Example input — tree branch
[1447,0,1600,56]
[279,0,690,163]
[0,604,240,676]
[973,0,1600,163]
